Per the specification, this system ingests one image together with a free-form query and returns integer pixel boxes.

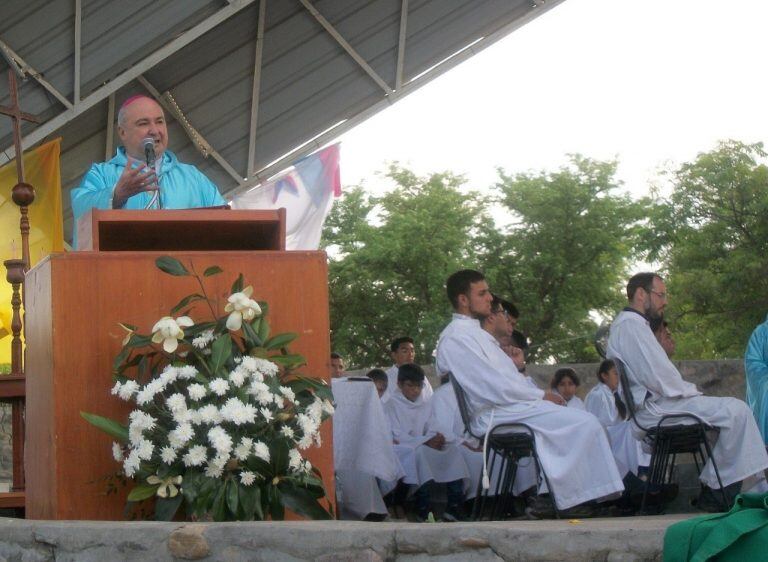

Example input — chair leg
[700,429,728,509]
[532,450,559,519]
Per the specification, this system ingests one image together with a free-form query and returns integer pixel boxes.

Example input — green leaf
[264,332,298,350]
[155,256,190,276]
[269,486,285,521]
[211,483,227,521]
[155,493,183,521]
[127,484,157,502]
[241,320,262,348]
[239,483,262,520]
[226,478,239,516]
[204,265,223,277]
[112,346,130,372]
[268,354,306,369]
[271,440,289,475]
[231,273,244,294]
[126,334,153,349]
[257,318,270,343]
[170,293,206,315]
[278,484,333,520]
[80,412,128,442]
[210,334,232,375]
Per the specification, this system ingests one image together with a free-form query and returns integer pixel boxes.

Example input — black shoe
[442,504,470,522]
[526,495,557,519]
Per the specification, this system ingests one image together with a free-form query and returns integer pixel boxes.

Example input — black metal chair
[449,373,559,520]
[614,358,728,513]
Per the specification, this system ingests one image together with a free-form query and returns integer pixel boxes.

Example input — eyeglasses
[648,289,667,300]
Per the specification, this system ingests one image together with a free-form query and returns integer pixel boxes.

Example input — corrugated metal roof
[0,0,565,241]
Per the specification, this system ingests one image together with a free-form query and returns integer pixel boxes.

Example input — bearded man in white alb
[436,269,624,512]
[607,272,768,502]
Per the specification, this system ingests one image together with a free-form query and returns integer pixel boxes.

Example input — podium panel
[25,251,332,520]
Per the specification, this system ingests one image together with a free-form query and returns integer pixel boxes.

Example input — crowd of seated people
[330,270,768,521]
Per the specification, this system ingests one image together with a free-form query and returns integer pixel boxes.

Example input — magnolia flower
[240,471,256,486]
[147,474,182,498]
[151,316,193,353]
[224,286,262,331]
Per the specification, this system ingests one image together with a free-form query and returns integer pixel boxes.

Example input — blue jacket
[746,314,768,444]
[71,147,225,247]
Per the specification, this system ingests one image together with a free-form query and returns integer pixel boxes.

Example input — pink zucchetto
[119,94,154,111]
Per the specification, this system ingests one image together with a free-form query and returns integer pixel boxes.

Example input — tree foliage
[649,140,768,358]
[479,156,649,362]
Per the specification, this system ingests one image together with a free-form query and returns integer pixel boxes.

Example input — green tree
[321,165,488,368]
[650,140,768,358]
[480,155,650,362]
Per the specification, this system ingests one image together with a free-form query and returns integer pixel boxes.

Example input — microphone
[142,137,156,168]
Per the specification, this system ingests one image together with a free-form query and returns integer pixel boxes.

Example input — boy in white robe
[436,269,624,513]
[550,368,586,410]
[384,363,470,521]
[607,272,768,506]
[585,359,650,479]
[382,336,434,403]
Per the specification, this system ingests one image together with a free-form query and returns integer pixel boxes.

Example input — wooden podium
[25,209,333,520]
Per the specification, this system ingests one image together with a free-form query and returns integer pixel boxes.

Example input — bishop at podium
[70,95,225,248]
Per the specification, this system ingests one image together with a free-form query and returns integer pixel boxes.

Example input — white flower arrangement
[82,257,334,522]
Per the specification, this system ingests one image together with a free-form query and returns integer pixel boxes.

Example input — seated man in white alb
[585,359,650,482]
[384,363,469,521]
[383,336,433,403]
[436,269,624,514]
[607,272,768,507]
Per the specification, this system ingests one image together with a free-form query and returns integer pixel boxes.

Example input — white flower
[187,383,207,401]
[288,449,302,471]
[253,441,270,462]
[240,471,256,486]
[229,369,246,387]
[301,459,313,474]
[273,394,285,408]
[197,404,223,425]
[255,390,273,406]
[279,386,296,403]
[209,378,229,396]
[129,411,157,430]
[281,426,295,439]
[118,380,139,401]
[166,393,187,413]
[178,365,199,380]
[110,382,122,396]
[189,409,203,425]
[321,399,335,415]
[159,366,178,386]
[235,437,254,461]
[245,356,279,377]
[260,407,273,423]
[220,398,256,426]
[297,413,319,438]
[172,409,192,424]
[112,442,124,462]
[297,435,313,450]
[136,439,154,460]
[160,446,177,464]
[224,286,262,331]
[183,445,208,467]
[313,433,322,448]
[169,423,194,448]
[136,380,164,406]
[151,316,194,353]
[192,329,215,349]
[208,426,233,455]
[204,463,224,478]
[124,450,141,477]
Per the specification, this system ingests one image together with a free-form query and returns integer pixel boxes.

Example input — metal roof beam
[298,0,393,95]
[0,0,257,166]
[227,0,567,198]
[247,0,267,177]
[395,0,408,91]
[74,0,82,103]
[0,39,73,110]
[105,93,115,159]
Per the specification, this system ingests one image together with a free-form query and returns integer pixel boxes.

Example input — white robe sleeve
[585,385,619,427]
[610,314,699,399]
[437,331,545,406]
[384,398,434,448]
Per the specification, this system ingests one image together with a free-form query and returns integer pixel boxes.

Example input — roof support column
[247,0,267,177]
[395,0,408,91]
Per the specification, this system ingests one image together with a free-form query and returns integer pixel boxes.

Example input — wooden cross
[0,68,40,183]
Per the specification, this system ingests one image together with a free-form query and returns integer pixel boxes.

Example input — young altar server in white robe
[382,336,433,403]
[585,359,650,479]
[607,272,768,499]
[436,269,624,512]
[550,368,586,410]
[384,363,470,521]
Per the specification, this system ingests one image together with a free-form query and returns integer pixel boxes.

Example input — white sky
[337,0,768,199]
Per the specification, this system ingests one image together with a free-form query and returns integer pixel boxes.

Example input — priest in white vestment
[607,272,768,493]
[382,336,433,403]
[435,270,625,510]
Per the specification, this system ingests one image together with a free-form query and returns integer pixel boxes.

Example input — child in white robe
[384,363,470,521]
[551,368,586,410]
[585,359,650,479]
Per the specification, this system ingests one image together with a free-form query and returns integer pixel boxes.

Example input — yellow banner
[0,138,64,365]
